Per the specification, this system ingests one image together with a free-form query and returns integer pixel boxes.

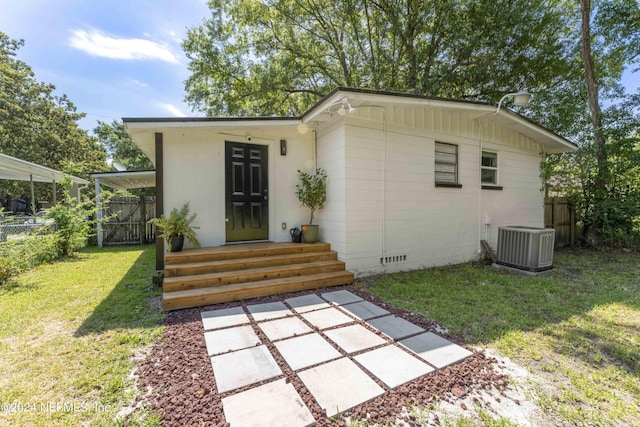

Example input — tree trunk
[580,0,608,240]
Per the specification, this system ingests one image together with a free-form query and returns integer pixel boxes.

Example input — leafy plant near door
[295,168,327,243]
[148,202,201,252]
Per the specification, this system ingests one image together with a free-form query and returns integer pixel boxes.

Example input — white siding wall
[317,106,545,276]
[316,120,347,259]
[162,128,315,249]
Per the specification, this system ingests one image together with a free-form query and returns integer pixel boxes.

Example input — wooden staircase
[162,242,354,311]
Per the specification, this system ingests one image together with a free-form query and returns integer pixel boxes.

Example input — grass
[360,249,640,426]
[1,245,637,426]
[0,245,165,427]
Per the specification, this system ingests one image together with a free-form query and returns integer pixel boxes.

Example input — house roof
[0,152,89,185]
[123,87,577,159]
[90,170,156,191]
[302,87,577,154]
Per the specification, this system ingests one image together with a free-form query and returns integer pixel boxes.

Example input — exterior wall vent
[380,255,407,265]
[496,226,555,272]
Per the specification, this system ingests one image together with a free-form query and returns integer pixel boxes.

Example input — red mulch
[129,285,511,426]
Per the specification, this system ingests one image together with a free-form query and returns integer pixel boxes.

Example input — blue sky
[1,1,638,136]
[0,0,210,133]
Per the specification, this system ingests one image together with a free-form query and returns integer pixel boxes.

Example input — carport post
[95,178,103,247]
[29,174,36,215]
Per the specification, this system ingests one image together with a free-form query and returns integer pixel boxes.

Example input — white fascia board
[303,90,576,153]
[493,110,577,153]
[123,119,302,130]
[0,153,89,184]
[302,90,491,123]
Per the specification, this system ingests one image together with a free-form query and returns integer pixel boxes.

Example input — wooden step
[163,271,355,311]
[164,251,337,278]
[165,242,331,265]
[163,260,347,292]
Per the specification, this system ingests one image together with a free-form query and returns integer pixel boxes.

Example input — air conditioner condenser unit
[496,226,555,272]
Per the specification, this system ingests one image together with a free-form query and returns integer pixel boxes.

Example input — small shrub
[0,233,58,286]
[0,257,16,284]
[45,177,103,257]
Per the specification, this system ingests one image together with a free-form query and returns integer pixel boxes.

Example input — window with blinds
[435,142,458,185]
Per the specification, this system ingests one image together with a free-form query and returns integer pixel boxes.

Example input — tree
[0,32,107,203]
[94,120,153,171]
[182,0,574,116]
[93,120,155,197]
[535,0,640,244]
[580,0,608,240]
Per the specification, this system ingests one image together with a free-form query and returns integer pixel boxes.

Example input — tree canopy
[94,120,153,172]
[183,0,574,116]
[0,32,107,202]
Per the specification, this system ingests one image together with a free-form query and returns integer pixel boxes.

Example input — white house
[123,87,576,276]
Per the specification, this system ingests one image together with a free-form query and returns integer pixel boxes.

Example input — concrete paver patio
[221,379,315,427]
[200,290,472,425]
[257,316,312,341]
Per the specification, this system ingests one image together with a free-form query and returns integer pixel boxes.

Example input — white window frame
[481,150,499,186]
[435,142,459,186]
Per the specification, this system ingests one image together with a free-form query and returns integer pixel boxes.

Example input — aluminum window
[435,142,458,184]
[481,151,498,185]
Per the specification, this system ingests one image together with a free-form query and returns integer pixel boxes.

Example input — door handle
[225,218,229,222]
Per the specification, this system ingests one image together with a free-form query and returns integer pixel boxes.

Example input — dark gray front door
[225,141,268,242]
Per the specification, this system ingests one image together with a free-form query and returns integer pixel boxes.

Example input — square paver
[338,300,390,321]
[399,332,473,369]
[201,307,249,331]
[247,301,292,322]
[354,345,435,388]
[324,324,387,354]
[274,333,342,370]
[210,345,282,393]
[367,315,424,340]
[258,316,313,341]
[286,294,331,313]
[321,290,363,306]
[204,325,260,356]
[298,357,384,417]
[300,307,353,330]
[222,379,315,427]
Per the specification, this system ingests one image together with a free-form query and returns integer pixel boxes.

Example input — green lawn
[360,249,640,426]
[0,245,164,427]
[1,245,638,426]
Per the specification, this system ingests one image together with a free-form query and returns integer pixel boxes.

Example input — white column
[95,178,103,247]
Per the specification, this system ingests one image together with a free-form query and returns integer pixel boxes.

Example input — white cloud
[69,29,178,63]
[159,103,186,117]
[129,79,149,88]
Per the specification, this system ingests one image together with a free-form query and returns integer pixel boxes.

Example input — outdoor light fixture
[280,139,287,156]
[297,123,309,134]
[495,90,532,113]
[332,97,356,116]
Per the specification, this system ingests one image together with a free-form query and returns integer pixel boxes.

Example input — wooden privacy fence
[545,197,576,246]
[102,196,156,246]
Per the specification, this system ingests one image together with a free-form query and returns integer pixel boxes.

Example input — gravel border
[130,285,515,426]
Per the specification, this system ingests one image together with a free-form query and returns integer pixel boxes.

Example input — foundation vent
[380,255,407,265]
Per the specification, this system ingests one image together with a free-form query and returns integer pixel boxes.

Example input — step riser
[163,273,354,311]
[163,262,346,293]
[165,252,337,277]
[165,242,331,265]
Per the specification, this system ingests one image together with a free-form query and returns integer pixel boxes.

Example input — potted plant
[295,168,327,243]
[148,202,200,252]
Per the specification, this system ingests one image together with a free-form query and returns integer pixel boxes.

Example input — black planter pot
[169,235,185,252]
